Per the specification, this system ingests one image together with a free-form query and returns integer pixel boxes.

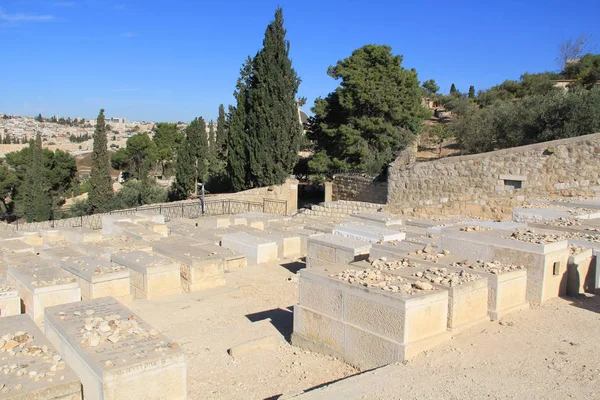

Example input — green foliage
[215,104,228,160]
[429,123,452,155]
[307,151,332,175]
[0,165,17,213]
[227,60,252,192]
[111,134,158,180]
[477,72,561,107]
[454,87,600,154]
[308,44,429,175]
[437,94,473,116]
[88,109,114,212]
[245,7,303,187]
[152,122,184,177]
[468,85,476,99]
[422,79,440,94]
[35,113,43,123]
[23,135,52,222]
[450,83,457,94]
[69,133,90,143]
[174,117,208,196]
[114,180,168,209]
[69,199,91,216]
[563,53,600,88]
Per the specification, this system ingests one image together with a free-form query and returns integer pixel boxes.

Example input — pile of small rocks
[412,267,482,287]
[563,231,600,244]
[450,260,523,274]
[0,331,67,394]
[547,217,581,227]
[330,269,435,294]
[31,277,76,287]
[0,283,14,293]
[459,226,492,232]
[569,244,587,255]
[507,229,566,244]
[370,257,419,271]
[92,265,126,275]
[64,309,159,348]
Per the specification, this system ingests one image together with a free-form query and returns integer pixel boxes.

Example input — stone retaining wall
[388,133,600,212]
[332,175,387,204]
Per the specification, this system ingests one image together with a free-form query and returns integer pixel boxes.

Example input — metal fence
[6,198,288,231]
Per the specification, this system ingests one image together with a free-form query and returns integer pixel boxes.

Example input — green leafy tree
[0,166,17,213]
[422,79,440,94]
[450,83,457,95]
[468,85,476,99]
[245,7,303,187]
[308,44,430,175]
[564,53,600,88]
[227,59,252,192]
[23,135,51,222]
[152,123,183,178]
[429,123,452,156]
[35,113,43,123]
[208,121,216,150]
[174,117,208,196]
[111,134,158,180]
[88,109,114,212]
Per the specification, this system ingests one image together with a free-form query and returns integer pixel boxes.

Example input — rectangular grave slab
[194,216,231,229]
[7,263,81,327]
[567,248,596,296]
[60,228,103,244]
[74,239,153,261]
[111,222,163,241]
[111,251,181,299]
[393,264,490,331]
[350,212,403,228]
[221,234,278,265]
[307,234,371,267]
[133,220,169,236]
[134,211,166,224]
[44,297,186,400]
[101,215,133,236]
[439,228,569,304]
[370,241,424,261]
[0,276,20,318]
[245,229,302,259]
[195,243,246,270]
[152,240,225,292]
[292,269,451,370]
[60,257,131,302]
[40,247,86,262]
[333,222,405,244]
[21,232,43,246]
[39,229,65,244]
[0,314,82,399]
[1,240,34,256]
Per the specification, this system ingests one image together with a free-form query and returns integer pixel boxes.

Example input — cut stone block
[567,248,596,295]
[134,211,166,224]
[370,241,425,260]
[73,238,153,261]
[134,220,169,236]
[44,297,187,400]
[0,314,82,399]
[350,212,403,228]
[39,229,65,243]
[307,234,371,267]
[21,231,43,246]
[246,229,302,259]
[292,269,451,370]
[221,234,278,265]
[39,246,86,262]
[439,228,569,304]
[60,257,131,301]
[194,216,231,229]
[394,265,490,331]
[333,222,405,243]
[112,222,163,241]
[7,262,81,327]
[60,228,103,244]
[1,239,34,256]
[111,250,182,299]
[195,243,247,270]
[152,239,225,292]
[101,215,133,235]
[0,276,20,317]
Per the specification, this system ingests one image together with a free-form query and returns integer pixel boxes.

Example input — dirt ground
[128,259,357,400]
[128,257,600,400]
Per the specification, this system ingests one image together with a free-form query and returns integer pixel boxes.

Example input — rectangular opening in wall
[553,262,561,276]
[504,179,523,190]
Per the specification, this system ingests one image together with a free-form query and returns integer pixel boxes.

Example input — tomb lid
[60,257,129,283]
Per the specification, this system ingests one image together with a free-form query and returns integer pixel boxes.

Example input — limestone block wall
[388,133,600,211]
[332,175,387,204]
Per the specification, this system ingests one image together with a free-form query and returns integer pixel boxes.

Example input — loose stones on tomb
[0,314,82,400]
[60,257,131,302]
[44,297,187,400]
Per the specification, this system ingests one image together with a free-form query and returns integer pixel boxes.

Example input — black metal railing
[3,198,289,231]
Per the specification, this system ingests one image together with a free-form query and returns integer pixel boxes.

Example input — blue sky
[1,0,599,122]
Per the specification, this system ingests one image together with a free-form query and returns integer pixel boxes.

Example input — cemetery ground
[128,256,600,400]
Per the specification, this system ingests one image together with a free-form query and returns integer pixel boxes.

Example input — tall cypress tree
[215,104,228,159]
[175,117,208,196]
[23,134,51,222]
[227,58,252,191]
[208,121,216,149]
[88,109,113,212]
[450,83,457,95]
[468,85,476,99]
[245,7,302,187]
[175,136,195,197]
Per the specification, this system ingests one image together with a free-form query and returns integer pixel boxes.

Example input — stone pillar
[324,181,333,203]
[286,178,299,214]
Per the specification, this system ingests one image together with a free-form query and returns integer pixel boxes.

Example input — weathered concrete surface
[307,235,371,266]
[221,234,278,265]
[60,257,131,301]
[0,276,20,317]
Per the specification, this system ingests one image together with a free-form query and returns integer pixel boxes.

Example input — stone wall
[332,175,387,204]
[387,133,600,212]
